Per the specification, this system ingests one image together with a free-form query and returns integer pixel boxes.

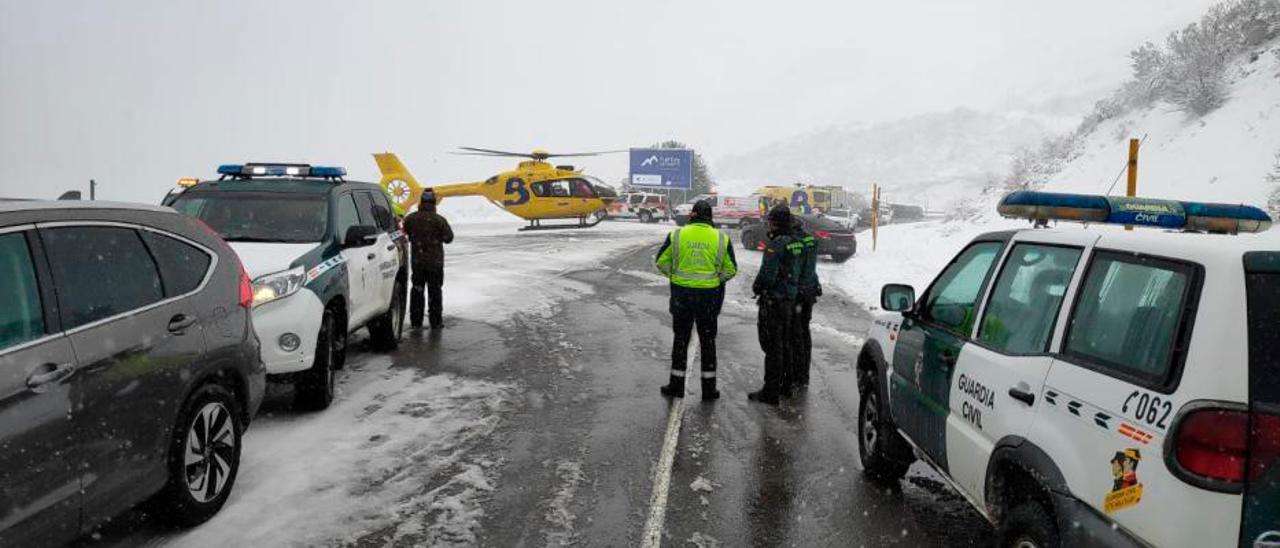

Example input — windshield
[171,191,329,243]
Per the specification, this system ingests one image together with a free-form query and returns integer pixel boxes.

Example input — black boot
[660,376,686,398]
[747,389,780,405]
[702,381,720,401]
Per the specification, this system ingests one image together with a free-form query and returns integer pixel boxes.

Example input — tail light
[1171,407,1249,485]
[238,265,254,309]
[814,230,831,239]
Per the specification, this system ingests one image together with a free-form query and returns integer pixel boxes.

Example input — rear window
[143,231,213,297]
[1064,252,1197,390]
[0,232,44,351]
[171,191,328,243]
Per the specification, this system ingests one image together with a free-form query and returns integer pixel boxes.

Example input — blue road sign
[629,148,693,190]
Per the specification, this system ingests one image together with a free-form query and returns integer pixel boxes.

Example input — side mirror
[343,225,379,248]
[881,283,916,313]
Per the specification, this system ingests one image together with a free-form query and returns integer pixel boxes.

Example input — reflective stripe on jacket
[655,222,738,289]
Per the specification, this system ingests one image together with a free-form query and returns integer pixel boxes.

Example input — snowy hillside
[715,108,1076,208]
[1042,42,1280,205]
[835,33,1280,308]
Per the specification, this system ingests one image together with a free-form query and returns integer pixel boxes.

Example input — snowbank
[168,365,514,547]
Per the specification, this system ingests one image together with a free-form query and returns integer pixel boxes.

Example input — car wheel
[741,229,762,252]
[858,382,910,481]
[831,252,853,263]
[295,309,338,410]
[639,210,653,223]
[997,500,1060,548]
[155,383,243,526]
[369,278,405,351]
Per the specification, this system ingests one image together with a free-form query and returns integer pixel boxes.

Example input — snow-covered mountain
[714,107,1078,208]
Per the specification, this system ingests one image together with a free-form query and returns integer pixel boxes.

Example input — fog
[0,0,1219,202]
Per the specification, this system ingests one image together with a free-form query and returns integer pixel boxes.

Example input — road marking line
[642,395,684,548]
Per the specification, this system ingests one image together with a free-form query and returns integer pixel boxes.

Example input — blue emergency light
[216,163,347,179]
[998,191,1272,234]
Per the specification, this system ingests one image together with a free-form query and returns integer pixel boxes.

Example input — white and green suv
[856,191,1278,548]
[168,163,407,409]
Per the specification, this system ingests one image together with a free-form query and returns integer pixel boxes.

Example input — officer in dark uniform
[791,216,821,388]
[403,189,454,329]
[655,200,738,400]
[749,205,802,405]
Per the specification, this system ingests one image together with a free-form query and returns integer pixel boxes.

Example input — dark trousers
[667,286,723,393]
[757,297,794,396]
[411,266,443,328]
[792,299,814,385]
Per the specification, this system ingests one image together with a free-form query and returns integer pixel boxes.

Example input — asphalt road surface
[81,222,992,548]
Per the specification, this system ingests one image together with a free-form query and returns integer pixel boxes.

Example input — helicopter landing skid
[518,212,606,231]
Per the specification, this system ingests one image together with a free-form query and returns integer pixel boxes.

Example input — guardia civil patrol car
[168,163,408,410]
[856,191,1279,548]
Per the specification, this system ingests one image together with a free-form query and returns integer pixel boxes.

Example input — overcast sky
[0,0,1221,202]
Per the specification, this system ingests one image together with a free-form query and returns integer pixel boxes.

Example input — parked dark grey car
[0,201,265,546]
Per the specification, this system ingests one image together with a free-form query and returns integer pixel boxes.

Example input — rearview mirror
[342,225,379,248]
[881,284,916,313]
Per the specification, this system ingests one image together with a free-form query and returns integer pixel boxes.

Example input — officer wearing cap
[749,205,803,405]
[791,215,821,388]
[655,199,738,400]
[403,189,454,329]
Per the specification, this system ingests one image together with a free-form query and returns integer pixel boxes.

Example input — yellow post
[1126,138,1139,231]
[871,184,880,251]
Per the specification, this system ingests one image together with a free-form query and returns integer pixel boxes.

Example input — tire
[831,252,853,263]
[369,278,405,351]
[997,500,1060,548]
[858,382,910,481]
[741,229,763,252]
[155,383,243,526]
[296,308,339,410]
[639,210,653,223]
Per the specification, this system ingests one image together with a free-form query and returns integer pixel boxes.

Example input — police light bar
[216,163,347,178]
[998,191,1272,234]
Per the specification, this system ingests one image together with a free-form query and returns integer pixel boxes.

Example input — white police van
[856,191,1279,548]
[167,163,408,410]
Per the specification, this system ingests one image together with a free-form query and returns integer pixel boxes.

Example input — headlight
[252,266,307,307]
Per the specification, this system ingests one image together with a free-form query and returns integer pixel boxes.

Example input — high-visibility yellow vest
[655,223,737,289]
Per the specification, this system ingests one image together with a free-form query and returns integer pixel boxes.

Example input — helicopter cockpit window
[572,179,596,198]
[531,180,573,198]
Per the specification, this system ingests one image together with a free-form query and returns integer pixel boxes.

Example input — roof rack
[216,163,347,181]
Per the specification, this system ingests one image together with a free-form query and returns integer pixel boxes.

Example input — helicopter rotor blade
[457,146,532,157]
[543,150,628,158]
[450,152,523,157]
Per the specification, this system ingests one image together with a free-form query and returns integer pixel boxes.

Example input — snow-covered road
[82,219,993,548]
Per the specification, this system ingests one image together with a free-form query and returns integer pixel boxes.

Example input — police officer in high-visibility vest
[655,200,738,400]
[749,205,803,405]
[790,216,821,388]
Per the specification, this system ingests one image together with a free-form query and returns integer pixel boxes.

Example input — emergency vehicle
[606,191,670,223]
[671,194,760,226]
[167,163,408,410]
[754,184,855,215]
[856,191,1278,548]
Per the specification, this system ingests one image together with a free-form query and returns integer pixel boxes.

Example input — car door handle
[936,352,957,368]
[386,244,396,251]
[367,252,377,260]
[27,362,75,390]
[1008,386,1036,407]
[168,313,197,333]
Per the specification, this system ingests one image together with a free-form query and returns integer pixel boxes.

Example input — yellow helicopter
[373,148,621,231]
